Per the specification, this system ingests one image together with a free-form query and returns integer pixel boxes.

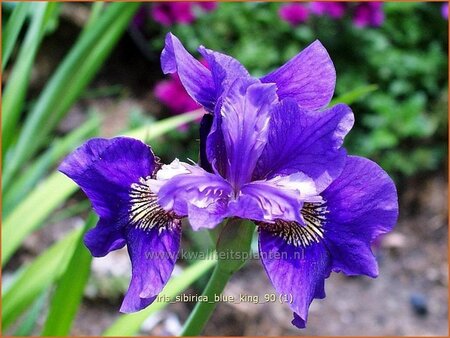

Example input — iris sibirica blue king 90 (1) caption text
[60,33,398,329]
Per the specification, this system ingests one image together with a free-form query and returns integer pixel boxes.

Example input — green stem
[180,219,255,336]
[180,265,232,336]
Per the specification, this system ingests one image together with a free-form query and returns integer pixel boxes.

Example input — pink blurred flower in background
[154,59,209,116]
[151,2,217,26]
[310,2,346,19]
[154,73,201,114]
[352,2,384,27]
[442,3,448,20]
[279,3,310,26]
[308,2,384,28]
[197,2,217,12]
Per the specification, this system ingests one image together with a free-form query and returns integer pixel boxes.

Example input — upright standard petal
[153,160,234,230]
[321,156,398,277]
[260,40,336,110]
[198,46,250,98]
[255,99,354,193]
[197,47,252,175]
[194,49,251,177]
[219,78,278,189]
[259,223,331,328]
[161,33,216,111]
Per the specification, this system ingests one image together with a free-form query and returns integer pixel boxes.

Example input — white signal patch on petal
[265,172,320,200]
[156,159,191,180]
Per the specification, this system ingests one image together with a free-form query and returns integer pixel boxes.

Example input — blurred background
[2,1,448,336]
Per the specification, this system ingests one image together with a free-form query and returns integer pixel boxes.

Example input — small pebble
[410,293,428,316]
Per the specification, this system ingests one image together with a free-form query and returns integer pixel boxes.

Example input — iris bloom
[60,33,398,328]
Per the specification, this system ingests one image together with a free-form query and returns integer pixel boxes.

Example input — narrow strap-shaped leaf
[2,3,60,153]
[103,258,216,336]
[41,213,97,336]
[2,2,30,70]
[13,289,49,336]
[82,2,106,33]
[126,109,204,140]
[2,2,139,189]
[2,173,78,266]
[2,228,83,330]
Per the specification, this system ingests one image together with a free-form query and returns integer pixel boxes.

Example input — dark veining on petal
[128,177,181,231]
[260,202,328,247]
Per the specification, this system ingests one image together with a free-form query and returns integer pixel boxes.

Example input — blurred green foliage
[149,2,448,180]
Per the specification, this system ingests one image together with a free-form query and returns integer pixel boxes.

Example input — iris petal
[154,161,233,230]
[120,225,181,313]
[321,156,398,277]
[219,78,278,189]
[205,99,228,176]
[60,137,182,312]
[259,224,331,329]
[84,219,126,257]
[198,46,251,175]
[59,137,157,219]
[260,40,336,110]
[161,33,216,111]
[232,173,319,224]
[198,45,250,98]
[255,99,354,193]
[59,137,158,258]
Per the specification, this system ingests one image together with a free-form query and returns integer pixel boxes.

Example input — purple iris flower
[155,34,398,327]
[60,33,398,328]
[60,138,182,312]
